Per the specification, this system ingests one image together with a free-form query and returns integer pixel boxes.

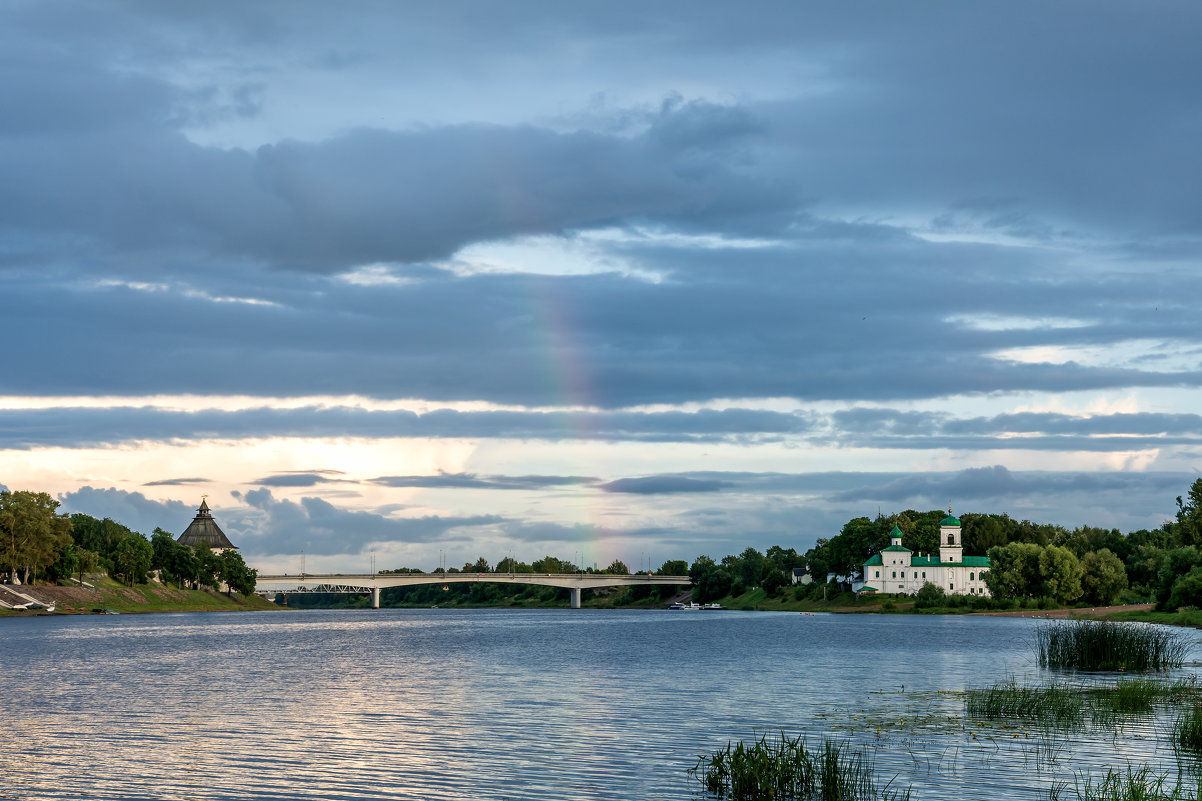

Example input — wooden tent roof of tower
[176,498,237,550]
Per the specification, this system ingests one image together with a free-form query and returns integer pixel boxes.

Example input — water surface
[1,609,1199,799]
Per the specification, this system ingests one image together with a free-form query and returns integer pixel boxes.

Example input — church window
[892,571,896,578]
[875,570,880,578]
[970,572,975,581]
[922,572,926,579]
[950,583,954,590]
[948,534,954,545]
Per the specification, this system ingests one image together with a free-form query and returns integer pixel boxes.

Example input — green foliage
[915,581,946,603]
[1040,545,1084,604]
[657,559,688,575]
[736,547,765,587]
[962,513,1011,553]
[966,681,1086,728]
[1173,704,1202,755]
[1050,766,1202,801]
[761,568,788,596]
[981,542,1082,602]
[602,559,629,574]
[1155,547,1202,611]
[1036,620,1185,671]
[1101,678,1164,716]
[0,490,73,584]
[691,555,733,603]
[1174,478,1202,547]
[113,534,153,586]
[1165,567,1202,612]
[218,549,258,595]
[689,733,910,801]
[984,542,1043,600]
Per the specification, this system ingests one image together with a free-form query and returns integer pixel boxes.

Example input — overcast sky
[2,1,1200,573]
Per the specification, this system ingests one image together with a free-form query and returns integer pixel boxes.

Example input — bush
[915,581,946,605]
[1167,567,1202,612]
[1036,620,1186,671]
[689,734,911,801]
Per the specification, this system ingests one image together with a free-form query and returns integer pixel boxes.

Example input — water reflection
[0,610,1199,799]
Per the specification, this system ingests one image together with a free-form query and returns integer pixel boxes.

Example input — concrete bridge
[255,572,692,608]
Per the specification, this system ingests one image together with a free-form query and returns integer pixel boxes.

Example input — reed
[1047,766,1201,801]
[1174,705,1202,755]
[1036,620,1186,672]
[966,681,1086,728]
[689,733,910,801]
[1104,678,1166,715]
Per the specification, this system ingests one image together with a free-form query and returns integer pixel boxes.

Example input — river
[1,609,1200,800]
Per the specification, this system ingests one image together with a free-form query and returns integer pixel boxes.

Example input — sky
[2,1,1201,574]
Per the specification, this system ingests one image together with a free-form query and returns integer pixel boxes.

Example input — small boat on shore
[702,603,723,610]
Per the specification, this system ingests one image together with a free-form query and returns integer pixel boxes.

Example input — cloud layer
[3,2,1199,568]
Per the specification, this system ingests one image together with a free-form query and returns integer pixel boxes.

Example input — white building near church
[861,512,990,597]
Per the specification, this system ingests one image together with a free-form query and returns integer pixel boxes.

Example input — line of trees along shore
[0,490,256,595]
[794,477,1202,611]
[7,478,1202,612]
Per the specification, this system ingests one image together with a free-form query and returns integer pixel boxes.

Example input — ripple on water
[2,610,1200,800]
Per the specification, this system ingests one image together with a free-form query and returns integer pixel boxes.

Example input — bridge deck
[256,572,691,590]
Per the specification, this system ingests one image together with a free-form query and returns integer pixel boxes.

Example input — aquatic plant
[1047,766,1202,801]
[1174,705,1202,755]
[1036,620,1186,672]
[1102,678,1166,715]
[689,733,910,801]
[966,681,1086,728]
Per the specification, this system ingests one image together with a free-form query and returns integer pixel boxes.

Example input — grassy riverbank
[688,586,1202,627]
[2,578,278,615]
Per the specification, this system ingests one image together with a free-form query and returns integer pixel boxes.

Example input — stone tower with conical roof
[176,498,237,552]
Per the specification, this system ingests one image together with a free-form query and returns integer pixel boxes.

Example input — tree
[0,490,73,584]
[194,545,223,589]
[915,581,946,604]
[657,559,688,576]
[962,514,1010,554]
[761,569,788,597]
[1166,567,1202,611]
[602,559,629,574]
[1155,547,1202,610]
[1079,548,1127,605]
[218,549,258,595]
[765,546,802,575]
[113,534,153,587]
[738,547,766,588]
[1175,478,1202,547]
[1039,545,1083,605]
[983,542,1043,600]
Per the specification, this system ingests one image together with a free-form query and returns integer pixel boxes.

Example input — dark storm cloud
[229,488,505,556]
[142,477,212,486]
[57,487,196,536]
[828,466,1188,517]
[372,473,598,490]
[0,0,1199,409]
[828,409,1202,451]
[599,477,731,494]
[252,473,351,488]
[0,405,813,449]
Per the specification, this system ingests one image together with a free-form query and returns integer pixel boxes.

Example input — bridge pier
[371,587,381,609]
[570,587,581,609]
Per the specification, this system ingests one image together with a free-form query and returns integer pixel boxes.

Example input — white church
[861,512,991,597]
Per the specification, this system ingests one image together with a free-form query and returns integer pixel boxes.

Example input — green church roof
[941,514,960,526]
[864,554,883,566]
